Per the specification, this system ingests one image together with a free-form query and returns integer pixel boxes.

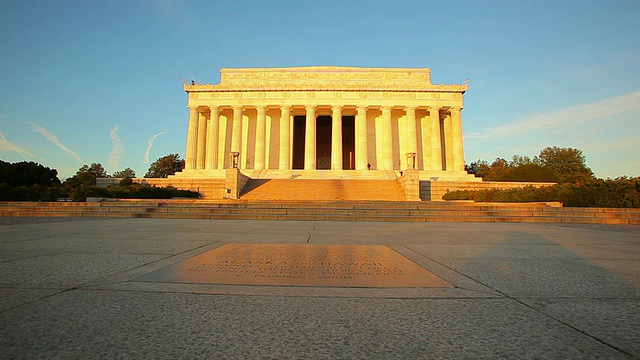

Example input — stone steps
[249,170,397,180]
[1,201,639,224]
[239,179,406,201]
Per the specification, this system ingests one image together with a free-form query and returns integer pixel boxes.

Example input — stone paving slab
[0,217,638,359]
[520,298,640,357]
[0,288,62,313]
[0,291,628,359]
[428,258,639,298]
[0,237,215,255]
[0,253,166,289]
[88,281,498,299]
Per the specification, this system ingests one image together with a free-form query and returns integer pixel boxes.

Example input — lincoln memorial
[160,66,493,200]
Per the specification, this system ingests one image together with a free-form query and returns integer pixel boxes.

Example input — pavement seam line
[399,245,636,358]
[392,245,501,297]
[67,287,508,300]
[0,287,75,315]
[77,241,222,288]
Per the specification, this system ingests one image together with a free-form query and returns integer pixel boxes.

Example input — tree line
[448,146,639,208]
[465,146,594,184]
[2,147,638,207]
[0,154,196,201]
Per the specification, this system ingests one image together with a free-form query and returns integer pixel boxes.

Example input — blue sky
[1,0,638,179]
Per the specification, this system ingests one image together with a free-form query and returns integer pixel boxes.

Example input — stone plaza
[0,217,638,358]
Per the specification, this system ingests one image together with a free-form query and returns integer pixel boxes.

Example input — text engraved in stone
[139,244,451,288]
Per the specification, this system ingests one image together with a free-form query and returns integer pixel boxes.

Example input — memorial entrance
[291,115,355,170]
[138,244,451,288]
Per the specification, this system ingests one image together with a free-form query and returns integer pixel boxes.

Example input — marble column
[185,106,199,170]
[405,106,417,163]
[429,106,442,171]
[254,105,267,169]
[196,111,207,169]
[420,114,432,171]
[205,106,219,169]
[443,112,454,171]
[331,105,343,170]
[381,106,393,170]
[450,107,465,171]
[231,105,243,156]
[355,106,368,170]
[304,106,317,170]
[279,105,291,169]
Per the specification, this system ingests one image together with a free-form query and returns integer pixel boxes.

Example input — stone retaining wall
[421,180,555,201]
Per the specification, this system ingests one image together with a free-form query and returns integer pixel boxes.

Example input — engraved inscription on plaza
[189,244,404,280]
[139,244,451,288]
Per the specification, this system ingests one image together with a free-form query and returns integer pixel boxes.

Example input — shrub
[442,178,640,208]
[66,184,200,201]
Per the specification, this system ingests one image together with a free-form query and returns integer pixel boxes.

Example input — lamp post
[229,152,240,169]
[406,152,417,170]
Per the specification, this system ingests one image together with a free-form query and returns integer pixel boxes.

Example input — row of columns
[185,105,464,172]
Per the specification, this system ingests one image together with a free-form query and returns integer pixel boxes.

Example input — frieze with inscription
[185,67,467,92]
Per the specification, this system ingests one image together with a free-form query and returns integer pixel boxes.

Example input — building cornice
[185,66,467,93]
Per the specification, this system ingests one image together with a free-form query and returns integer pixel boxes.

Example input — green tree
[467,158,513,180]
[0,160,60,187]
[500,163,560,182]
[466,160,490,178]
[535,146,594,183]
[484,158,510,180]
[65,163,108,188]
[145,154,185,178]
[509,154,532,167]
[113,167,136,178]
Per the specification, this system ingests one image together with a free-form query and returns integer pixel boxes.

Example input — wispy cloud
[585,135,640,153]
[0,131,34,158]
[149,0,189,26]
[30,122,83,163]
[466,91,640,139]
[143,130,168,164]
[108,125,125,171]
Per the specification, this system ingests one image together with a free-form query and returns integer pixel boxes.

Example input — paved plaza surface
[0,217,638,359]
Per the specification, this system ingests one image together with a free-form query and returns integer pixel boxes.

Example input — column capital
[331,105,343,111]
[256,105,267,113]
[449,107,462,113]
[404,106,417,112]
[208,105,219,111]
[356,105,368,112]
[380,105,392,111]
[428,106,441,111]
[188,106,199,111]
[280,105,291,111]
[305,105,316,112]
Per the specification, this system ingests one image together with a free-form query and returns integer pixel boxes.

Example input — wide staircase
[240,179,406,201]
[1,201,639,224]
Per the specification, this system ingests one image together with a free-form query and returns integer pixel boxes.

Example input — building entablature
[189,104,461,115]
[184,66,467,93]
[186,92,464,111]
